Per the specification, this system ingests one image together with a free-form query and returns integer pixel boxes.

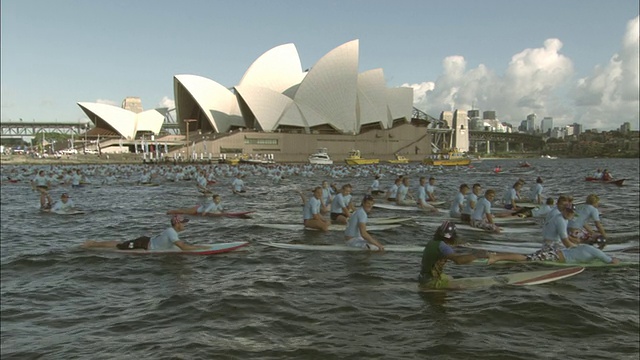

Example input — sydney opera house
[78,40,431,161]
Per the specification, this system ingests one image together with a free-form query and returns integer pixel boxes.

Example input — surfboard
[374,203,448,213]
[256,224,401,232]
[260,242,424,252]
[464,242,639,255]
[202,211,254,218]
[367,217,415,225]
[472,258,638,267]
[84,241,249,255]
[417,222,536,235]
[426,201,446,207]
[53,209,86,215]
[140,183,159,187]
[424,267,585,290]
[513,202,540,208]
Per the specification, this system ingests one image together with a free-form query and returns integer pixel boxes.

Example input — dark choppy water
[1,158,639,359]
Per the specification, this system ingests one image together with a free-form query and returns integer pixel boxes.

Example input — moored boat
[423,149,471,166]
[585,177,625,186]
[387,154,409,164]
[308,148,333,165]
[344,149,379,165]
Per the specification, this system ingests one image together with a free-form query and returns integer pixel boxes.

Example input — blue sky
[1,0,638,130]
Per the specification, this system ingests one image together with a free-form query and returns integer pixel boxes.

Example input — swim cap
[436,221,456,240]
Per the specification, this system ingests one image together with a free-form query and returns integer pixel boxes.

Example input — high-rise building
[572,122,583,135]
[483,111,496,120]
[452,109,469,152]
[526,113,537,133]
[467,109,480,119]
[541,117,553,135]
[518,120,528,132]
[565,125,574,136]
[439,111,453,128]
[620,122,631,133]
[122,97,144,114]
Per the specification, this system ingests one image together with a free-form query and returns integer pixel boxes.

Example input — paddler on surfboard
[449,183,469,218]
[418,221,489,289]
[461,183,482,224]
[487,237,620,265]
[568,194,608,244]
[470,189,501,233]
[301,186,330,232]
[166,194,224,216]
[31,169,52,209]
[82,215,209,251]
[43,192,75,213]
[344,195,384,251]
[330,184,354,225]
[417,177,438,213]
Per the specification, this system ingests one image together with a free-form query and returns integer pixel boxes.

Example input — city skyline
[1,0,638,131]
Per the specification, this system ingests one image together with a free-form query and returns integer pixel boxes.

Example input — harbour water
[1,158,638,359]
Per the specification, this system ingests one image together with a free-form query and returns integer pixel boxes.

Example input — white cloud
[95,98,118,106]
[572,16,639,129]
[158,96,175,109]
[403,17,639,130]
[403,38,573,126]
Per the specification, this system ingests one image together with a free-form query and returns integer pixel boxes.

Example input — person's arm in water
[359,222,384,250]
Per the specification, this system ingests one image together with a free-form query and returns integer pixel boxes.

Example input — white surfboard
[416,222,536,235]
[374,203,448,214]
[261,242,424,252]
[367,217,415,225]
[256,224,401,232]
[464,242,638,255]
[422,267,585,290]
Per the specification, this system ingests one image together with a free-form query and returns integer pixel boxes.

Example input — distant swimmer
[418,221,489,289]
[82,215,209,251]
[344,195,384,251]
[31,169,52,209]
[302,186,330,231]
[369,175,384,196]
[231,173,246,194]
[167,194,225,216]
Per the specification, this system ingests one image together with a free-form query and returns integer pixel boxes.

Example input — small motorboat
[584,177,625,186]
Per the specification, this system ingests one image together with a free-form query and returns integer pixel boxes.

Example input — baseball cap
[171,215,189,226]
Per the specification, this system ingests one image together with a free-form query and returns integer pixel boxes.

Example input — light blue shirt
[450,192,465,217]
[387,184,399,198]
[331,193,348,214]
[542,213,569,245]
[51,199,75,212]
[530,183,543,202]
[232,178,244,192]
[568,204,600,229]
[472,197,492,221]
[303,197,322,220]
[148,227,180,250]
[345,207,368,238]
[198,202,223,214]
[397,184,409,201]
[463,193,478,215]
[504,188,518,204]
[531,204,553,218]
[425,184,435,197]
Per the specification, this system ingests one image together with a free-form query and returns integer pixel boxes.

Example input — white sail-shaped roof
[77,103,167,139]
[357,68,389,130]
[237,43,306,93]
[386,87,414,126]
[292,39,359,133]
[77,102,137,139]
[235,85,294,131]
[174,74,244,133]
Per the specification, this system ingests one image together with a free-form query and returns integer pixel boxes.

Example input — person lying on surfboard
[512,197,555,218]
[568,194,608,244]
[345,195,384,251]
[302,186,330,232]
[487,237,620,265]
[81,215,209,251]
[166,194,224,216]
[418,221,489,289]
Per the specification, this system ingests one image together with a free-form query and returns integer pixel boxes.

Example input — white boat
[308,148,333,165]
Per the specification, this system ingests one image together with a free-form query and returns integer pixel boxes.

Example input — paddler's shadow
[418,288,449,309]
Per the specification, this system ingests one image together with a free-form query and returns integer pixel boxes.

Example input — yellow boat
[387,154,409,164]
[344,149,379,165]
[423,149,471,166]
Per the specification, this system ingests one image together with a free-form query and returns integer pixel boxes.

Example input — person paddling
[82,215,208,251]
